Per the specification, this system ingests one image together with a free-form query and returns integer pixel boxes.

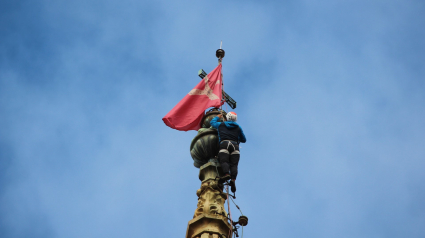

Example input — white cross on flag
[162,64,223,131]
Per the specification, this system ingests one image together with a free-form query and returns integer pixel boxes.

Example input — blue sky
[1,0,424,237]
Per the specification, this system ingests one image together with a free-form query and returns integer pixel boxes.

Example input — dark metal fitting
[216,49,225,59]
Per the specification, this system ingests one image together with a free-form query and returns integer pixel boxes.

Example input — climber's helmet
[226,112,237,122]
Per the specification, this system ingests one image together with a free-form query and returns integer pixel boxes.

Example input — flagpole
[216,43,225,111]
[216,43,225,64]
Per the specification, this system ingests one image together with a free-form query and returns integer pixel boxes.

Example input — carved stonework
[190,129,220,168]
[190,109,227,168]
[186,161,231,238]
[194,179,227,218]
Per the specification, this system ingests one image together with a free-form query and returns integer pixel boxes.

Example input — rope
[225,93,229,113]
[229,196,243,216]
[221,62,224,111]
[212,157,243,238]
[227,185,233,238]
[229,194,244,238]
[212,158,232,238]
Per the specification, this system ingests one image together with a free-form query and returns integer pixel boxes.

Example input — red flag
[163,64,223,131]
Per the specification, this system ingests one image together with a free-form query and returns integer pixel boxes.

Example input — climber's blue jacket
[210,116,247,144]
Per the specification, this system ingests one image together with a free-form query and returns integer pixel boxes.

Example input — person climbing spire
[210,112,246,193]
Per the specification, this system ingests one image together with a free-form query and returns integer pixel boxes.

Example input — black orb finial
[216,49,225,59]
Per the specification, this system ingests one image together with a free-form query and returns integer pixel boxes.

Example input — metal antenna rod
[220,40,222,49]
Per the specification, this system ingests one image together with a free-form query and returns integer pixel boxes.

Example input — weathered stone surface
[186,162,231,238]
[190,129,220,168]
[198,160,222,181]
[194,162,227,218]
[201,109,226,128]
[186,214,231,238]
[190,109,227,168]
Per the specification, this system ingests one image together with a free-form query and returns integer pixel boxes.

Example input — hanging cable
[226,185,233,238]
[229,195,243,216]
[213,153,244,238]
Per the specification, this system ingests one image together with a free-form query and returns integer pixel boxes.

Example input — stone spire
[187,108,232,238]
[185,160,231,238]
[186,48,247,238]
